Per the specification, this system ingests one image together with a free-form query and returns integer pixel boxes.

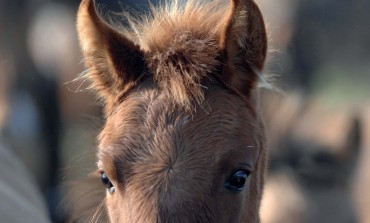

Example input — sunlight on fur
[117,0,231,107]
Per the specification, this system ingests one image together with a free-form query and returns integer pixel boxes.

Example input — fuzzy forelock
[117,0,231,108]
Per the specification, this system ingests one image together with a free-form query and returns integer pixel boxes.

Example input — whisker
[89,198,106,223]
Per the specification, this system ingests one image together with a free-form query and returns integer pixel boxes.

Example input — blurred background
[0,0,369,222]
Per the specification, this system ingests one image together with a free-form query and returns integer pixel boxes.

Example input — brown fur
[75,0,268,222]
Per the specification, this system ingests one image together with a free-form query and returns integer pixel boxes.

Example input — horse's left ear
[77,0,147,107]
[221,0,267,96]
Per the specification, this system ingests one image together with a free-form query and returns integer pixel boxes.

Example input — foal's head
[77,0,267,222]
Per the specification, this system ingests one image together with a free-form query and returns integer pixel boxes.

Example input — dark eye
[100,171,115,193]
[225,170,250,192]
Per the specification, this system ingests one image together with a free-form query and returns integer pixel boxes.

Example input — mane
[115,0,231,107]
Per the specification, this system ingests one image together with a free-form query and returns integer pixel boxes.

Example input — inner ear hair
[77,0,148,106]
[221,0,267,97]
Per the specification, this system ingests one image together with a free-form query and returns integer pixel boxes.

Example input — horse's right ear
[77,0,147,106]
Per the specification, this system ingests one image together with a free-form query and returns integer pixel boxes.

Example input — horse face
[76,0,267,222]
[97,84,264,222]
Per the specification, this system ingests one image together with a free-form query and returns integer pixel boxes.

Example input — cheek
[106,196,116,222]
[106,193,125,223]
[215,179,252,222]
[105,189,158,223]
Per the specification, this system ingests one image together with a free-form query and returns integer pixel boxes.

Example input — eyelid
[97,160,117,182]
[97,160,104,171]
[237,163,253,173]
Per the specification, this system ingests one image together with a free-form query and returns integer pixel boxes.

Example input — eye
[100,171,115,193]
[225,170,250,192]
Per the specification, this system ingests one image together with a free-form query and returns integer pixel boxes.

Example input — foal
[76,0,267,222]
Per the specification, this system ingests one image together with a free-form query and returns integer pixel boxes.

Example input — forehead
[98,84,261,175]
